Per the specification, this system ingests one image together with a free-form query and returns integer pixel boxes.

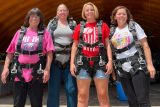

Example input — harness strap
[76,20,107,75]
[54,42,72,54]
[16,26,26,51]
[55,50,71,54]
[19,60,42,69]
[49,16,76,38]
[54,42,72,49]
[10,27,44,82]
[37,30,44,54]
[54,60,69,70]
[117,52,139,63]
[114,42,135,53]
[83,56,99,62]
[16,50,40,55]
[97,20,102,42]
[80,41,99,48]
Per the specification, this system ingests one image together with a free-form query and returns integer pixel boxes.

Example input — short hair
[81,2,99,20]
[56,3,70,18]
[57,3,69,11]
[23,8,45,30]
[110,6,133,26]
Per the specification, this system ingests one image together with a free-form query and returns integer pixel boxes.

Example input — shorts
[76,68,110,79]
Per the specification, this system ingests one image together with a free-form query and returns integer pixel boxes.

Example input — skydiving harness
[110,20,148,78]
[10,26,45,83]
[75,20,108,77]
[48,17,76,69]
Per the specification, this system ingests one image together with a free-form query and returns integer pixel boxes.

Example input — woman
[1,8,54,107]
[70,2,112,107]
[110,6,155,107]
[47,4,77,107]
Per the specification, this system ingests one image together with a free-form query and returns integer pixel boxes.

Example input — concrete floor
[0,82,160,107]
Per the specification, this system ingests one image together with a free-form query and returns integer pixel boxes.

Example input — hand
[1,68,9,84]
[70,63,76,77]
[147,64,156,79]
[43,69,50,83]
[105,61,113,75]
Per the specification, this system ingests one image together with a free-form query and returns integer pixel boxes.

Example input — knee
[66,87,77,95]
[137,96,150,105]
[97,91,108,103]
[78,93,88,104]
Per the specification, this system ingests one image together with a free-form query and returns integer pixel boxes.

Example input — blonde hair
[81,2,99,20]
[110,6,133,26]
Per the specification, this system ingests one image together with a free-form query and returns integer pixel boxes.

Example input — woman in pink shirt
[1,8,54,107]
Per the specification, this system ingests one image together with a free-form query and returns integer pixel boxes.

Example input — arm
[43,51,53,83]
[1,53,13,84]
[140,38,155,78]
[105,38,113,75]
[70,40,78,77]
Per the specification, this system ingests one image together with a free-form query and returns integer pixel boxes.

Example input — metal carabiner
[99,56,105,66]
[37,64,44,74]
[77,55,83,65]
[138,57,146,65]
[11,63,17,74]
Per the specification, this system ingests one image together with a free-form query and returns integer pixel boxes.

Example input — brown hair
[110,6,133,26]
[23,8,45,30]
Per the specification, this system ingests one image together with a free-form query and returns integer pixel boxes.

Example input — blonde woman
[70,2,112,107]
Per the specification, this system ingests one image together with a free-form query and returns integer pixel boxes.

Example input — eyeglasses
[30,15,40,19]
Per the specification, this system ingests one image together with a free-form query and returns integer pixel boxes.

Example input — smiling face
[57,4,69,20]
[29,14,40,28]
[114,8,128,26]
[84,4,95,20]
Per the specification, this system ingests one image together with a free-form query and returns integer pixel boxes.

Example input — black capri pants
[119,71,151,107]
[13,80,44,107]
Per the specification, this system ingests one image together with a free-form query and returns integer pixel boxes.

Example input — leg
[13,81,27,107]
[94,69,110,107]
[63,64,77,107]
[47,62,62,107]
[119,77,139,107]
[77,68,91,107]
[28,80,44,107]
[132,71,151,107]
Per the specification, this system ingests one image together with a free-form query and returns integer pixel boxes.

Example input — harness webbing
[10,26,44,82]
[110,20,148,77]
[75,20,107,76]
[48,17,76,41]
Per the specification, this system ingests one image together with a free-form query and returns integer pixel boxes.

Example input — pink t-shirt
[7,28,54,82]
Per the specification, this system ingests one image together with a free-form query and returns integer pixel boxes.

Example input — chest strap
[114,42,135,53]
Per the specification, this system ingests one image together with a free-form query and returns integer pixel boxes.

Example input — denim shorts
[76,68,110,79]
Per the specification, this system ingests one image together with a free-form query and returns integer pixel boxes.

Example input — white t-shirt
[111,22,147,59]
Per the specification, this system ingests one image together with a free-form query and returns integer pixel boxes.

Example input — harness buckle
[28,64,31,69]
[63,45,67,51]
[98,43,104,48]
[38,53,43,57]
[87,57,92,62]
[14,52,19,56]
[77,55,83,65]
[78,44,83,48]
[37,64,44,74]
[99,56,105,66]
[138,57,146,65]
[11,63,17,74]
[28,51,31,56]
